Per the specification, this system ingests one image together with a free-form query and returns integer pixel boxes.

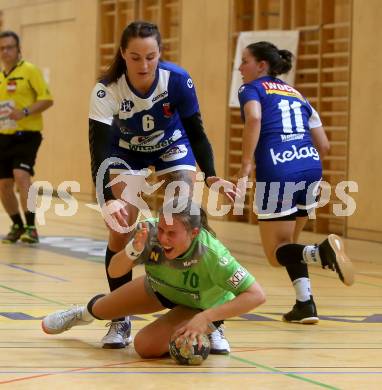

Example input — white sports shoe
[42,305,93,334]
[208,326,230,355]
[102,318,132,349]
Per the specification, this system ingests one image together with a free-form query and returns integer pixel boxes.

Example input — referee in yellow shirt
[0,31,53,244]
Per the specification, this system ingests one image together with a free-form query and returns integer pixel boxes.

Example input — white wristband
[125,239,143,260]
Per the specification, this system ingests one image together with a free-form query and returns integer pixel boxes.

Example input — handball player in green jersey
[42,198,265,358]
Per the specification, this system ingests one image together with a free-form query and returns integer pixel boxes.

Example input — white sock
[302,245,321,264]
[81,306,95,322]
[292,277,311,302]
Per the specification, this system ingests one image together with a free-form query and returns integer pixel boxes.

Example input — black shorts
[154,291,224,329]
[260,207,311,221]
[0,132,42,178]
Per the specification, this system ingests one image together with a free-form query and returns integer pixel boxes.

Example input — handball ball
[169,334,210,365]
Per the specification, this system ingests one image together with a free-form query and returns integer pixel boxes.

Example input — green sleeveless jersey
[138,219,255,310]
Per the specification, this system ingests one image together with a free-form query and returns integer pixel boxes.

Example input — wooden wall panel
[0,0,98,199]
[347,0,382,240]
[0,0,381,241]
[180,0,230,177]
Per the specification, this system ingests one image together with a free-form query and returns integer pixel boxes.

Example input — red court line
[0,358,154,385]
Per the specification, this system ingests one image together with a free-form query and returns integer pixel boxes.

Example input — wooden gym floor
[0,198,381,389]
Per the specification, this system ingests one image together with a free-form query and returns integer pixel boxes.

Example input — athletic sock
[10,213,23,226]
[24,211,36,226]
[276,243,321,266]
[302,245,321,264]
[82,306,96,321]
[285,263,312,302]
[86,294,106,320]
[105,246,132,322]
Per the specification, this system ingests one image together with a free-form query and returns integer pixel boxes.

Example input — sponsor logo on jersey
[183,259,199,267]
[96,89,106,98]
[219,257,230,266]
[280,134,305,142]
[149,245,162,262]
[160,144,188,162]
[152,90,168,103]
[130,130,165,146]
[119,129,182,152]
[120,99,135,112]
[162,102,172,118]
[262,81,304,101]
[187,78,194,88]
[227,267,248,288]
[119,126,134,135]
[149,250,160,262]
[270,144,320,165]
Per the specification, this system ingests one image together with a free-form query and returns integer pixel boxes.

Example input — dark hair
[99,21,161,84]
[246,41,293,77]
[0,30,20,50]
[160,197,216,236]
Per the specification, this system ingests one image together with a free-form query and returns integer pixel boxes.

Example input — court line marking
[0,359,152,385]
[5,264,69,282]
[0,284,65,305]
[230,354,340,389]
[0,370,381,375]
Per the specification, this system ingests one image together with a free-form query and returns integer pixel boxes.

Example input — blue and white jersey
[89,61,199,153]
[238,76,322,181]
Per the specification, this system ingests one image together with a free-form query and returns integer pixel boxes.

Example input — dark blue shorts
[255,169,322,220]
[109,133,196,176]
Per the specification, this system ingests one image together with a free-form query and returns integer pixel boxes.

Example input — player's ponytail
[246,41,293,77]
[275,49,293,75]
[99,21,161,84]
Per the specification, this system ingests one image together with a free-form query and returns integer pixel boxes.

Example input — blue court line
[5,264,69,282]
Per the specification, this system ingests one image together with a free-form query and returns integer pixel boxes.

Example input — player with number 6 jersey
[236,41,354,325]
[89,60,200,172]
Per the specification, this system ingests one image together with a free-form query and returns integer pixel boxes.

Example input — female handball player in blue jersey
[42,199,266,358]
[88,21,237,350]
[236,41,354,323]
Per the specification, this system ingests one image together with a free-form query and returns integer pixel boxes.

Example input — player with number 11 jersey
[238,75,323,183]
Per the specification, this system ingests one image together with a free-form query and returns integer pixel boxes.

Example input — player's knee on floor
[134,331,166,358]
